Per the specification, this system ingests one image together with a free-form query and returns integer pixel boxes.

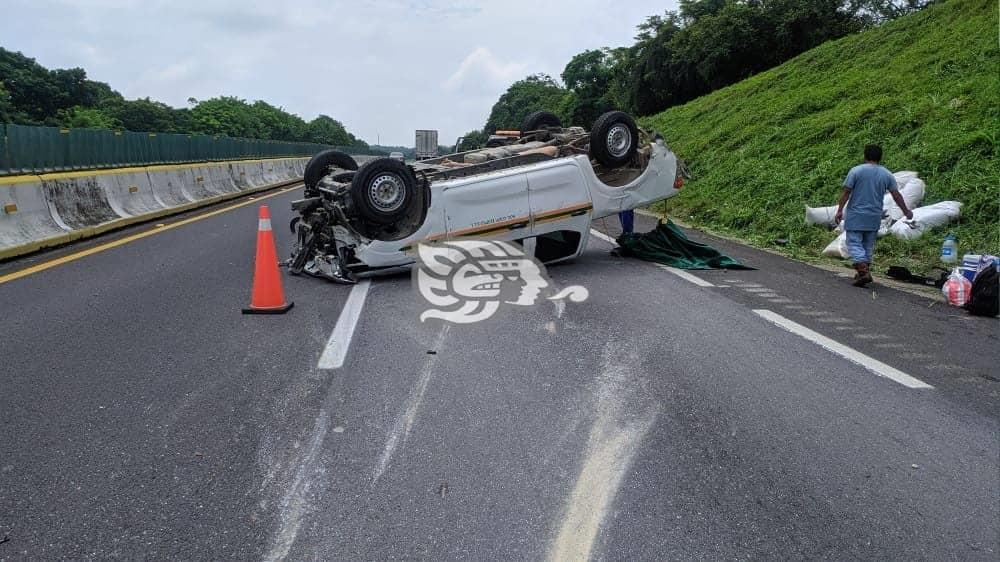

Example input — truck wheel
[350,158,422,225]
[520,111,561,133]
[589,111,639,168]
[304,149,358,190]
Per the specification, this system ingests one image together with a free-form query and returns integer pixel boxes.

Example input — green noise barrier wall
[0,123,375,176]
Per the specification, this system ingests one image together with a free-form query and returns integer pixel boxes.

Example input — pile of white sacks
[805,171,963,258]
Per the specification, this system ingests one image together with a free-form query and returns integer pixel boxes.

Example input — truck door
[527,161,592,236]
[441,172,530,241]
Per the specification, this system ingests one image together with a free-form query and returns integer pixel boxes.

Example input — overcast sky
[1,0,677,145]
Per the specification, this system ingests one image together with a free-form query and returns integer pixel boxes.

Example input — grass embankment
[643,0,998,273]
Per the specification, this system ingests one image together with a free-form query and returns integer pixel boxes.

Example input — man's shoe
[853,263,873,287]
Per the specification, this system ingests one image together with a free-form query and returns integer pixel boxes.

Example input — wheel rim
[606,124,632,158]
[368,173,406,212]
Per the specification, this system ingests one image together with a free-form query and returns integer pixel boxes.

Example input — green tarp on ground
[616,219,754,270]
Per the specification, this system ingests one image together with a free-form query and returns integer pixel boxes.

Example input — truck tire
[589,111,639,168]
[304,149,358,191]
[349,158,423,225]
[520,111,561,133]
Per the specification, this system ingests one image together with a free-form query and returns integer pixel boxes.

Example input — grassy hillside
[643,0,998,272]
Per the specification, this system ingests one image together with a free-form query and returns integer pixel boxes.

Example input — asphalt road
[1,187,997,560]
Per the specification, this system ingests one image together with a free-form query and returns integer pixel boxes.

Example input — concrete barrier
[107,169,165,217]
[0,176,68,252]
[206,163,241,195]
[278,160,297,182]
[262,162,282,185]
[230,163,252,190]
[0,157,308,260]
[243,161,269,189]
[42,175,120,230]
[149,167,196,207]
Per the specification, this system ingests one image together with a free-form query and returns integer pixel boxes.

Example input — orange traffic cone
[242,205,293,314]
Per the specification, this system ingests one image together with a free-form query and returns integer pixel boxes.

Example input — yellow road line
[0,184,301,285]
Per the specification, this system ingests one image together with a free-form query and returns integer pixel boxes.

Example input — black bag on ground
[964,266,998,317]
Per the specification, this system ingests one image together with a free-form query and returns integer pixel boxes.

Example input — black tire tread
[589,110,639,169]
[304,149,358,190]
[520,111,561,133]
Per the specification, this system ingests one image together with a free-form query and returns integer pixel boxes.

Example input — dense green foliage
[483,74,572,134]
[643,0,997,271]
[0,47,368,148]
[561,49,617,129]
[614,0,861,114]
[468,0,932,150]
[456,130,489,152]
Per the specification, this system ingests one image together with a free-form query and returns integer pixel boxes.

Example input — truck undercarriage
[287,110,681,284]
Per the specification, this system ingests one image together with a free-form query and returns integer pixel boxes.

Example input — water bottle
[940,233,958,264]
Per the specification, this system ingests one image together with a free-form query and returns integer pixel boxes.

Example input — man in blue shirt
[834,145,914,287]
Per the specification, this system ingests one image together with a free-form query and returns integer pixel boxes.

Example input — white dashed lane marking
[318,280,372,369]
[654,264,716,287]
[854,333,891,340]
[901,353,935,360]
[927,364,971,373]
[589,228,618,246]
[753,310,933,389]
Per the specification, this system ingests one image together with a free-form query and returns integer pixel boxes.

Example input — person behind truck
[834,144,914,287]
[619,209,635,235]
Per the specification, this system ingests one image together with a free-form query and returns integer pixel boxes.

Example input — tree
[483,74,572,133]
[55,106,121,129]
[561,49,616,128]
[250,100,307,141]
[0,46,371,144]
[0,82,13,122]
[456,129,488,151]
[306,115,353,146]
[103,97,186,133]
[678,0,728,23]
[844,0,937,24]
[189,96,263,137]
[612,12,684,115]
[0,47,124,125]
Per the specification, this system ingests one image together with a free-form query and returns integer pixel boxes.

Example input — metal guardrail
[0,123,380,176]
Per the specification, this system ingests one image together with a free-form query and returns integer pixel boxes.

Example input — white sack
[884,177,926,220]
[822,231,849,258]
[889,201,962,240]
[836,217,890,237]
[808,171,922,226]
[805,205,838,226]
[893,171,919,189]
[878,217,892,238]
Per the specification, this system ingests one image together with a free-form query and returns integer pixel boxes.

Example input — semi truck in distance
[415,129,438,160]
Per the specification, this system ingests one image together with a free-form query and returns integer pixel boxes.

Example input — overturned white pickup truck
[288,110,682,283]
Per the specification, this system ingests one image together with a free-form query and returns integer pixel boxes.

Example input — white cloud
[443,47,527,93]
